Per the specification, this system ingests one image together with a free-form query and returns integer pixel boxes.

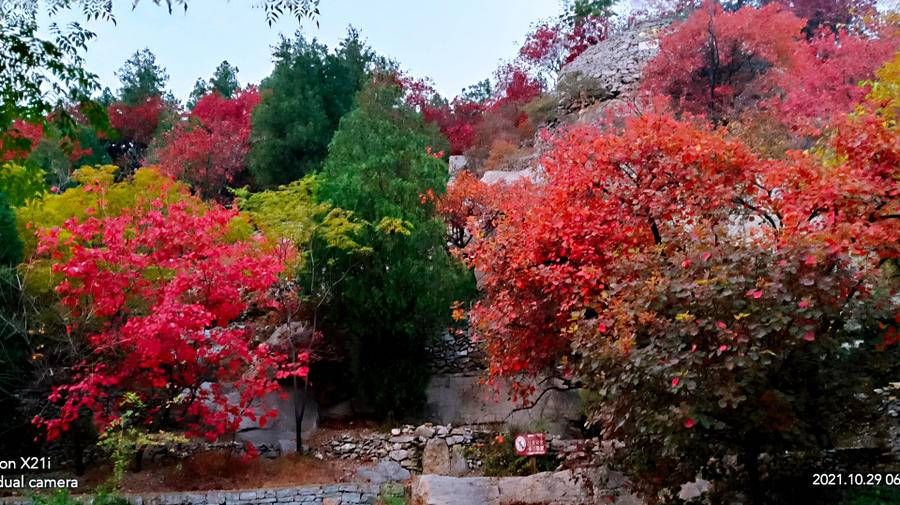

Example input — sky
[41,0,566,103]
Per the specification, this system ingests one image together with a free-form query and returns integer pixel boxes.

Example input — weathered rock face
[232,384,318,457]
[424,375,581,435]
[356,460,412,485]
[449,155,468,178]
[411,470,620,505]
[321,423,486,473]
[557,19,670,112]
[426,330,484,374]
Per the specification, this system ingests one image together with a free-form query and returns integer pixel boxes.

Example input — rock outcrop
[557,19,670,113]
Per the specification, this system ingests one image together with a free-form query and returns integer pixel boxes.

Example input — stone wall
[424,375,582,435]
[426,330,484,374]
[321,424,486,473]
[0,483,379,505]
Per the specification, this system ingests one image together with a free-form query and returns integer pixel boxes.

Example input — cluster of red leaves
[451,100,897,386]
[1,120,44,161]
[402,67,543,156]
[643,1,807,119]
[775,0,877,31]
[771,27,898,134]
[519,15,609,73]
[438,170,510,248]
[1,119,93,164]
[760,104,900,260]
[642,1,896,128]
[460,114,759,382]
[156,88,260,198]
[33,188,301,442]
[108,95,167,146]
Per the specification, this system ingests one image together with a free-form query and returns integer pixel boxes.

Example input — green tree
[249,29,375,187]
[115,49,170,105]
[316,80,474,417]
[187,60,242,109]
[209,60,240,98]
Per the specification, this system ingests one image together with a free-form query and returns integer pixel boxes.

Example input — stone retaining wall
[323,424,487,472]
[0,483,379,505]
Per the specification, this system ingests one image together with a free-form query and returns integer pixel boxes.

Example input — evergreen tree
[116,48,170,105]
[209,60,241,98]
[316,80,474,417]
[249,29,376,187]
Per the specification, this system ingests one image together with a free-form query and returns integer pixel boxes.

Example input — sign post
[514,433,546,474]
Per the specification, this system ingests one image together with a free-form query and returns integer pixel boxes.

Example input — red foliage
[644,1,896,128]
[760,103,899,260]
[519,16,609,74]
[399,66,542,156]
[492,65,543,108]
[460,114,760,382]
[108,95,167,146]
[643,1,806,120]
[770,27,897,133]
[156,88,260,198]
[775,0,876,31]
[1,120,44,162]
[454,104,897,388]
[33,190,300,442]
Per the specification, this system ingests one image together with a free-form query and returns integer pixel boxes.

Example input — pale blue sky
[42,0,568,102]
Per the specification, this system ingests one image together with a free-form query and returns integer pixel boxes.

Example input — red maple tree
[33,187,301,442]
[155,88,260,198]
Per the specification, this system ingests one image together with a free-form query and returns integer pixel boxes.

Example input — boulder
[449,155,468,177]
[424,374,581,435]
[481,168,541,186]
[357,460,412,485]
[422,438,451,475]
[412,475,500,505]
[231,384,318,455]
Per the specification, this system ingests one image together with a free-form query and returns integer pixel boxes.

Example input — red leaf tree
[33,186,301,443]
[448,95,898,500]
[643,1,897,129]
[155,88,260,199]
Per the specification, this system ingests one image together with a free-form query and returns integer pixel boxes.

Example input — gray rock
[412,475,501,505]
[449,155,468,177]
[389,449,409,461]
[412,471,600,505]
[414,424,436,439]
[356,460,412,484]
[480,168,541,186]
[422,438,451,475]
[389,434,415,444]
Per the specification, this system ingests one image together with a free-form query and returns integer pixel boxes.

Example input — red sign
[513,433,547,456]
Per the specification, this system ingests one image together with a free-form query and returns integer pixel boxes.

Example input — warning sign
[513,433,547,456]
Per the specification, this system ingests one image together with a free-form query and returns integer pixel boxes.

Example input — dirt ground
[0,423,395,497]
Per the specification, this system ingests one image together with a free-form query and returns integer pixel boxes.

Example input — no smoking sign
[513,433,547,456]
